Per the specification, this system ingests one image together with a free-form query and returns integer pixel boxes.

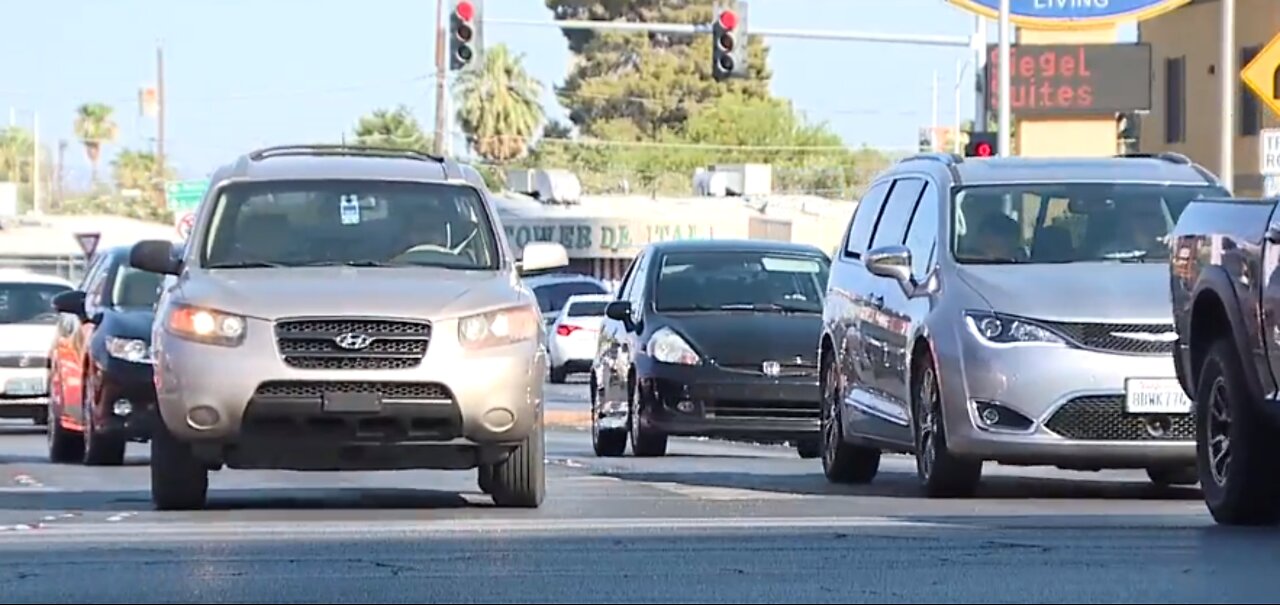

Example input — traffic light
[965,131,997,157]
[449,0,483,71]
[711,2,748,81]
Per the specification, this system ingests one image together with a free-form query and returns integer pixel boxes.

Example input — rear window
[0,282,71,324]
[533,281,607,313]
[566,301,607,317]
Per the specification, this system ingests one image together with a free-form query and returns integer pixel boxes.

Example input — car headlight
[165,304,246,347]
[964,311,1065,346]
[647,327,700,365]
[458,304,540,350]
[105,336,153,364]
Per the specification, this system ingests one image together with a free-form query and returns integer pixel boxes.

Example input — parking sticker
[339,195,361,225]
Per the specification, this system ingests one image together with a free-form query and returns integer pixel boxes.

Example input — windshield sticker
[339,195,361,225]
[762,257,822,273]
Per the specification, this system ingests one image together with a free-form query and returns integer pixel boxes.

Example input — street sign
[176,211,195,240]
[74,232,100,258]
[1261,129,1280,176]
[945,0,1192,29]
[1242,32,1280,119]
[164,179,209,214]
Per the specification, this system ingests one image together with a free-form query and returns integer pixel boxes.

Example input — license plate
[1124,378,1193,414]
[322,391,382,413]
[4,377,45,397]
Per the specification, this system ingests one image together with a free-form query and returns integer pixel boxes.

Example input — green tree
[352,106,432,151]
[545,0,770,137]
[73,102,119,186]
[0,127,33,183]
[453,44,545,163]
[112,148,174,209]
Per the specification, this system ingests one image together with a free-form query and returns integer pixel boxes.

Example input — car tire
[1196,337,1280,525]
[591,380,626,457]
[912,359,982,498]
[1146,465,1198,487]
[488,420,546,508]
[629,383,668,457]
[549,366,568,384]
[46,410,84,464]
[82,374,125,466]
[819,354,880,483]
[150,420,209,511]
[477,465,494,494]
[795,438,821,459]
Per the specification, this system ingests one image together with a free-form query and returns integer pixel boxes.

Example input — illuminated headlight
[165,304,246,347]
[964,311,1065,346]
[105,336,153,364]
[458,304,540,350]
[647,326,700,365]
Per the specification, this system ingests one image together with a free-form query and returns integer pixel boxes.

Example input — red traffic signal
[455,0,475,21]
[965,131,997,157]
[973,141,993,157]
[718,9,738,30]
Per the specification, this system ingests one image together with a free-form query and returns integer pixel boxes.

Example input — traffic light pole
[996,0,1011,157]
[434,0,448,157]
[484,18,973,48]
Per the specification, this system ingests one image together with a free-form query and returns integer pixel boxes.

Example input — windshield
[0,282,70,325]
[202,179,500,270]
[566,301,608,317]
[654,250,830,313]
[111,266,164,309]
[951,183,1227,265]
[533,281,608,314]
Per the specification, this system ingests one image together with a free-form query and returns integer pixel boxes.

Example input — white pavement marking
[10,473,43,488]
[641,481,806,501]
[0,516,960,543]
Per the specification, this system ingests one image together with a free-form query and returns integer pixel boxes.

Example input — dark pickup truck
[1169,196,1280,525]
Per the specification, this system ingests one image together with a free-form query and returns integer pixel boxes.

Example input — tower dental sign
[984,43,1152,116]
[946,0,1192,28]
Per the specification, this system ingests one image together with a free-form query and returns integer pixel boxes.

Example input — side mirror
[865,245,915,290]
[51,290,87,319]
[605,300,632,322]
[518,242,569,275]
[130,239,182,275]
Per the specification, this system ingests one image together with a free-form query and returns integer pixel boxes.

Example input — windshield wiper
[718,302,820,314]
[206,261,290,269]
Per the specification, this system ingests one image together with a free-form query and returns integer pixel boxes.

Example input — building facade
[1137,0,1280,196]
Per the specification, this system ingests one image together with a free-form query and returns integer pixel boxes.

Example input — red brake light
[455,0,475,21]
[718,10,737,30]
[556,325,579,337]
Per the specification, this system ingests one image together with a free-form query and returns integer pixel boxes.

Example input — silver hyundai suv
[129,145,568,510]
[818,152,1228,497]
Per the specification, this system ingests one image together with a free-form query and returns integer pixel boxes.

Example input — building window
[1242,45,1264,136]
[1165,56,1186,144]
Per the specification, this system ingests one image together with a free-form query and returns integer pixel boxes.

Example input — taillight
[556,324,580,337]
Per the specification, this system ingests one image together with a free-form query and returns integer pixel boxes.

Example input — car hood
[954,262,1173,322]
[0,324,57,354]
[105,308,157,340]
[662,312,822,367]
[179,267,525,320]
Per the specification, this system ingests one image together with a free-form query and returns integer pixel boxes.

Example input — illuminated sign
[984,43,1152,116]
[945,0,1192,29]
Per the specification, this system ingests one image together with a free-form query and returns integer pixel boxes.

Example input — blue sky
[0,0,1123,185]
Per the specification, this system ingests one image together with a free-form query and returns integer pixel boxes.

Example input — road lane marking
[9,474,43,488]
[641,481,805,501]
[0,516,960,543]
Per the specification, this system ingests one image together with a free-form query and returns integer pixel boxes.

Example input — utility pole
[1219,0,1235,191]
[31,112,40,215]
[433,0,448,157]
[930,70,939,151]
[974,15,988,131]
[156,43,167,196]
[996,0,1011,157]
[56,140,66,209]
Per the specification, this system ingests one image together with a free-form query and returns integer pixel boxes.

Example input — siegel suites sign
[502,221,721,258]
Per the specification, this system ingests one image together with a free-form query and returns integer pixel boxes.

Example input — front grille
[703,400,819,420]
[1044,395,1194,441]
[719,361,818,378]
[0,354,45,369]
[274,318,431,370]
[1041,321,1176,355]
[254,381,452,402]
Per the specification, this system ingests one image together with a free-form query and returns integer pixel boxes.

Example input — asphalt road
[1,376,1278,603]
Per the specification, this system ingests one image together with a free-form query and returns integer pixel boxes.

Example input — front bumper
[0,367,49,417]
[93,358,158,442]
[153,316,546,448]
[635,358,820,441]
[941,329,1195,468]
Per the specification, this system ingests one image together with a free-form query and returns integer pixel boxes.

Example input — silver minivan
[817,152,1228,497]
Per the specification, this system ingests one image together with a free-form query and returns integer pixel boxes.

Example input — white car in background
[0,270,74,424]
[548,294,611,383]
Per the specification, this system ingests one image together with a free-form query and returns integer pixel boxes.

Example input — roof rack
[903,152,965,166]
[1115,152,1192,165]
[246,144,446,163]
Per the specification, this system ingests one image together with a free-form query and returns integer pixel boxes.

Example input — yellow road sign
[1242,32,1280,118]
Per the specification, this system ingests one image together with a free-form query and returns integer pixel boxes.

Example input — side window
[628,252,651,306]
[843,181,892,258]
[615,256,641,302]
[870,178,927,249]
[85,258,116,313]
[903,181,939,277]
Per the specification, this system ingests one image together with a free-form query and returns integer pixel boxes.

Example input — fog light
[186,406,220,430]
[482,408,516,432]
[112,399,133,417]
[676,400,694,413]
[981,406,1000,426]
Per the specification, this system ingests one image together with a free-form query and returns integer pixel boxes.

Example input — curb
[545,409,591,429]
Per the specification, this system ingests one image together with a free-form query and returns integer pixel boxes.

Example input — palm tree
[73,102,119,186]
[0,127,33,183]
[453,44,545,163]
[112,148,172,208]
[353,106,432,151]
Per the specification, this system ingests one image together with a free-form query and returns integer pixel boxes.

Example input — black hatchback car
[590,239,830,458]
